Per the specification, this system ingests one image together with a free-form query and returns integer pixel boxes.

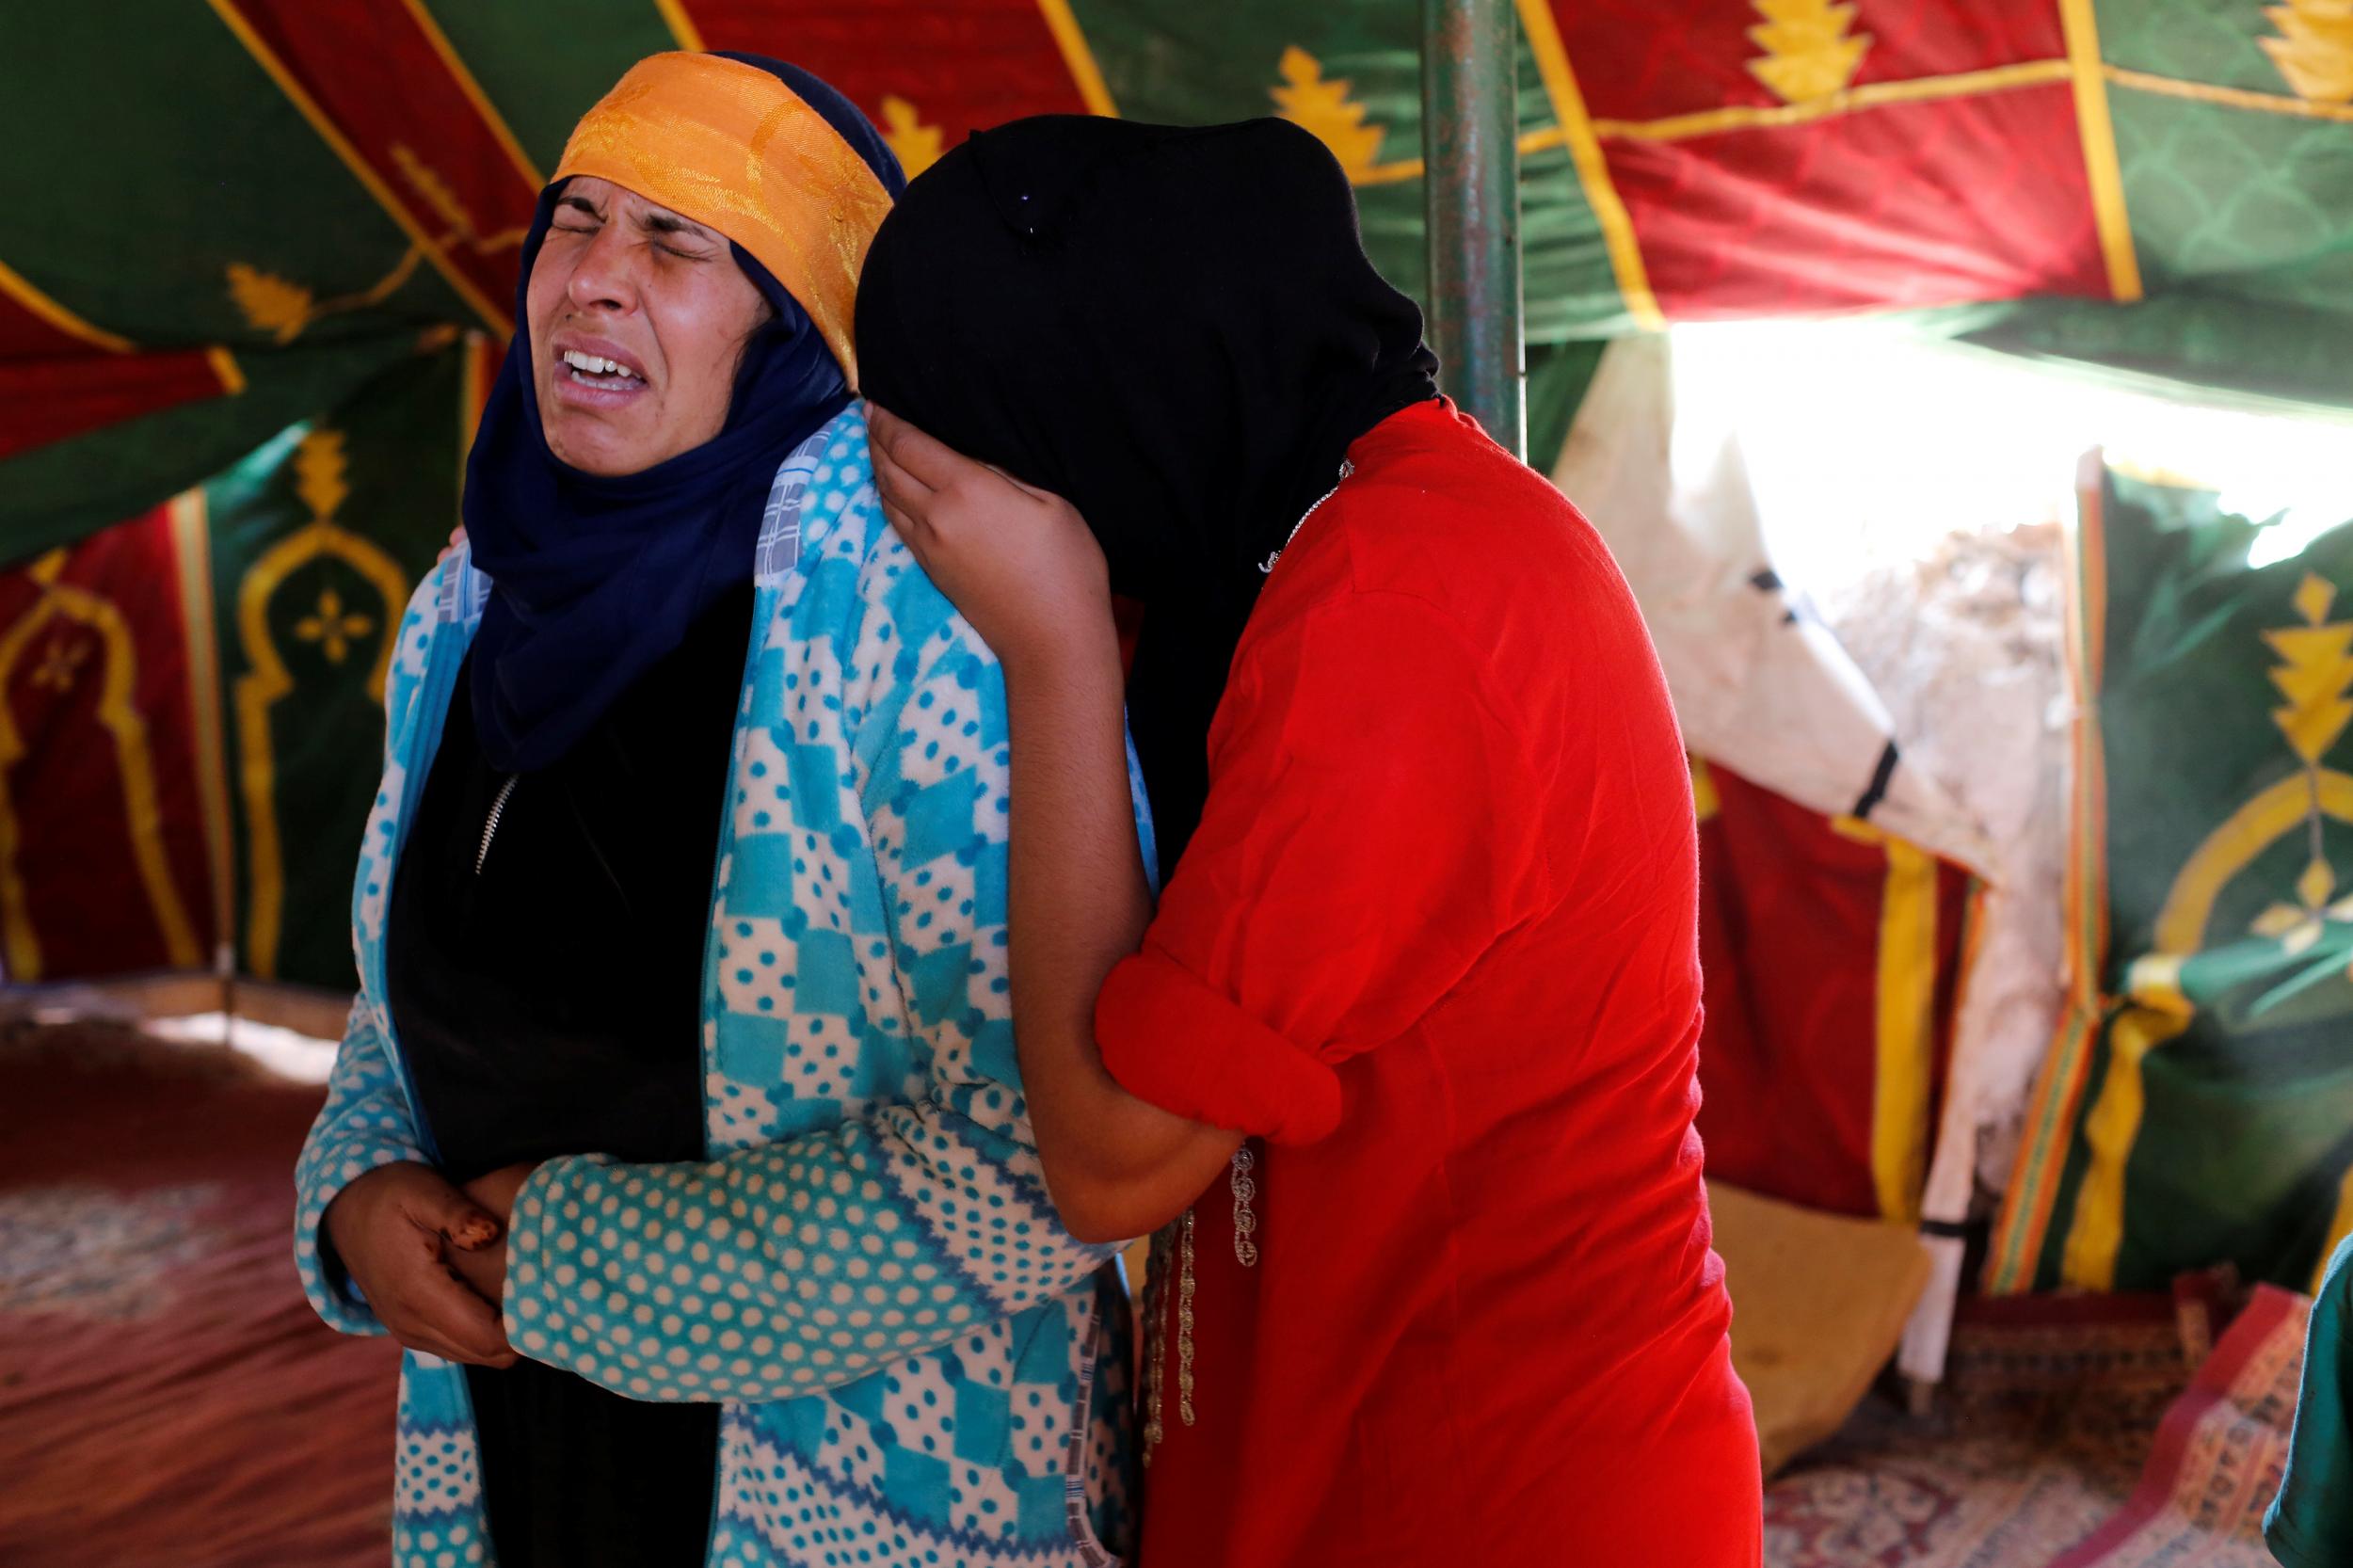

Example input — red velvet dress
[1095,400,1762,1567]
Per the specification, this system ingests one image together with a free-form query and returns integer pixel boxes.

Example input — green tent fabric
[15,0,2353,558]
[7,0,2353,991]
[5,8,480,554]
[0,1,1642,548]
[203,345,469,989]
[1920,290,2353,412]
[1911,3,2353,411]
[1991,466,2353,1296]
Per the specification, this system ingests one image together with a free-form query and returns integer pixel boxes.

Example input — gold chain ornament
[1141,1224,1170,1464]
[1139,1145,1263,1465]
[1229,1143,1260,1267]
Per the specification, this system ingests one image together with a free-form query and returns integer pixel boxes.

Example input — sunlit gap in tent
[1667,319,2353,587]
[144,1011,338,1083]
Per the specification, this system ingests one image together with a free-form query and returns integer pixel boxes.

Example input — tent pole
[1421,0,1525,458]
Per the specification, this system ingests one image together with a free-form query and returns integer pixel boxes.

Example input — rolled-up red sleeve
[1096,945,1344,1144]
[1094,583,1548,1145]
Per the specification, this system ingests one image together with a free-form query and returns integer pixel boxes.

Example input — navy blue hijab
[461,56,904,773]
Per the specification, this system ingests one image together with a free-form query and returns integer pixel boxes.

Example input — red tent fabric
[1693,758,1977,1222]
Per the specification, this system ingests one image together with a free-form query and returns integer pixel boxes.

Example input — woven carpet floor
[0,1019,399,1567]
[1767,1277,2302,1568]
[0,1017,2312,1568]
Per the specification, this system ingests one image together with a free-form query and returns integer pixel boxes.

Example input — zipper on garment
[475,774,519,875]
[1258,458,1354,575]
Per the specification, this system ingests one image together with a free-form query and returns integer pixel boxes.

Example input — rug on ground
[0,1019,398,1568]
[1768,1274,2303,1568]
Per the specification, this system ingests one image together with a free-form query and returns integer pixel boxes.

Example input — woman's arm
[297,999,514,1362]
[297,562,514,1363]
[869,406,1239,1242]
[995,579,1242,1241]
[484,618,1137,1402]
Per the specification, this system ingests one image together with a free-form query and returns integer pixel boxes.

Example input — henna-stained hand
[443,1161,539,1318]
[321,1160,516,1367]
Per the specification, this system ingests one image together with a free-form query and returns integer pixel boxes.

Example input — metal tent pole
[1421,0,1525,458]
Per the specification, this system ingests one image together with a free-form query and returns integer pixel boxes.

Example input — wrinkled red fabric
[1096,401,1762,1567]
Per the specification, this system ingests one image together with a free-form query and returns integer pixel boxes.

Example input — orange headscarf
[554,52,894,386]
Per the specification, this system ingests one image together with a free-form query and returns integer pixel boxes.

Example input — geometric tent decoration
[1692,756,1978,1225]
[13,0,2353,556]
[200,345,480,989]
[0,509,216,983]
[7,0,2353,991]
[1990,460,2353,1296]
[0,342,481,990]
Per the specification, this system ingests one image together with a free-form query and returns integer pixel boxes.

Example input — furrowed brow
[637,208,718,244]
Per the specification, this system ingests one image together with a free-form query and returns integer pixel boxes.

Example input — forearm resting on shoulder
[1000,637,1241,1245]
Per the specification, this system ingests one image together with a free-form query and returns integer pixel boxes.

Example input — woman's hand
[321,1160,518,1367]
[865,404,1115,676]
[869,409,1239,1243]
[442,1161,538,1317]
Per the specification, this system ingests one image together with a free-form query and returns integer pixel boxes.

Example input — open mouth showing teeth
[559,349,644,386]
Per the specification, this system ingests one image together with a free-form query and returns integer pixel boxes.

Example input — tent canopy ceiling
[7,0,2352,556]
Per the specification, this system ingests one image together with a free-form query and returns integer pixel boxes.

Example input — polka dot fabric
[391,1358,488,1567]
[295,411,1134,1566]
[292,1000,432,1336]
[293,559,462,1340]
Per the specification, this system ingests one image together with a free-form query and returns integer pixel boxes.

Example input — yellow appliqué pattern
[2060,569,2353,1289]
[880,97,944,179]
[232,428,410,977]
[1748,0,1872,104]
[294,426,350,525]
[2263,0,2353,104]
[30,636,90,694]
[2249,572,2353,949]
[392,143,527,257]
[227,253,424,345]
[294,589,375,666]
[0,552,202,978]
[227,145,515,346]
[1272,47,1387,182]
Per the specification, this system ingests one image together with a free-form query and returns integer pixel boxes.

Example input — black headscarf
[462,56,904,773]
[856,116,1437,876]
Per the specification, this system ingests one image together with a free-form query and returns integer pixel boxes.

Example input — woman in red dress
[856,117,1761,1567]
